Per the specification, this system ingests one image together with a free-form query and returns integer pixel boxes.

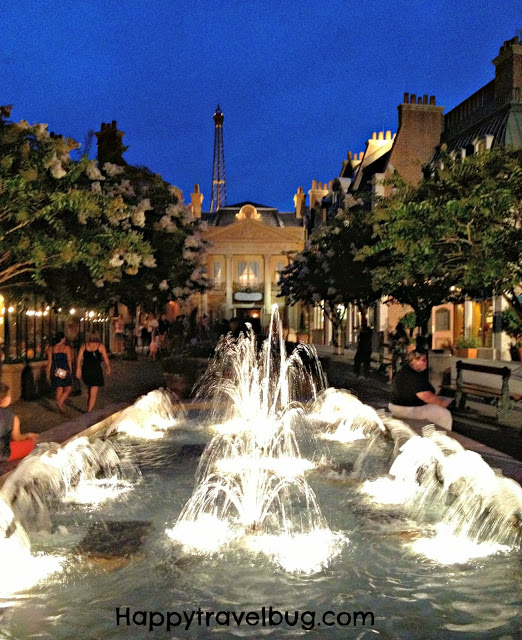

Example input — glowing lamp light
[70,308,76,315]
[88,311,94,318]
[8,306,14,313]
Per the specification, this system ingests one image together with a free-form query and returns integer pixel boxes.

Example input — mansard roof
[435,107,522,158]
[350,149,391,193]
[202,201,303,228]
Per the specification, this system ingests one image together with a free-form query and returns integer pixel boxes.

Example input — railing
[443,84,521,140]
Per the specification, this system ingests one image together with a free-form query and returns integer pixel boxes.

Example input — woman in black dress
[46,332,73,411]
[76,333,112,412]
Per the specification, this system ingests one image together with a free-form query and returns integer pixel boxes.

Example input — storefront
[0,294,110,401]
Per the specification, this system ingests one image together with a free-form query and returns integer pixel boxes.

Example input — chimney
[293,186,306,219]
[190,184,204,218]
[95,120,128,166]
[389,93,444,184]
[308,179,328,209]
[493,35,522,105]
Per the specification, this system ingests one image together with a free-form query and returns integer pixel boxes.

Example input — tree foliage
[0,106,210,311]
[279,205,379,327]
[367,148,522,328]
[0,106,153,290]
[90,163,210,312]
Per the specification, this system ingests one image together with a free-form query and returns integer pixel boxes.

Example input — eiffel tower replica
[210,105,227,212]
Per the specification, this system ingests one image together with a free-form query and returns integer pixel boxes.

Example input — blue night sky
[1,1,520,211]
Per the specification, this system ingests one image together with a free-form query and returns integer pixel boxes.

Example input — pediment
[204,218,304,245]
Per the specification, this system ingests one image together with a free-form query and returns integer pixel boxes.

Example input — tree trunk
[123,302,138,360]
[335,323,343,355]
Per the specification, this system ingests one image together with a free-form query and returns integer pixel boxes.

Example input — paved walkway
[314,344,522,483]
[0,356,165,476]
[14,356,165,436]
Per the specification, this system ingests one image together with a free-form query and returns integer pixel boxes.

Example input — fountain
[167,310,345,573]
[0,305,520,638]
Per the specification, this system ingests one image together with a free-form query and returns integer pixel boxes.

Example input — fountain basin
[0,390,520,638]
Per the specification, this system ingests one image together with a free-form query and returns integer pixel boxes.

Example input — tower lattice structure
[211,105,227,212]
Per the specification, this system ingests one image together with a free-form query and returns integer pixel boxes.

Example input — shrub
[455,335,479,349]
[501,308,522,344]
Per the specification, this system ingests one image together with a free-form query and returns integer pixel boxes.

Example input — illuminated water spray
[168,306,346,573]
[0,388,180,593]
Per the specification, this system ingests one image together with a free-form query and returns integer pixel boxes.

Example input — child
[0,382,38,462]
[149,329,160,360]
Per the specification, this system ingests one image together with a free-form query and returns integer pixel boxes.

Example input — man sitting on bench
[388,350,453,430]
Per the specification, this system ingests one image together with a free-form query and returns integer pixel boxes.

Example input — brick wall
[493,37,522,105]
[388,93,444,185]
[387,302,414,335]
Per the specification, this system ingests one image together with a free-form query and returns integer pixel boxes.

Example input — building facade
[189,191,306,333]
[306,34,522,359]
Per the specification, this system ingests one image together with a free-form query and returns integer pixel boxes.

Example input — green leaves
[0,109,152,288]
[369,148,522,326]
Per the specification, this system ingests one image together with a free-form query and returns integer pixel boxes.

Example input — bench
[448,360,521,421]
[377,343,409,380]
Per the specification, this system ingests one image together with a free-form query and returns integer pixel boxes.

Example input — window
[275,261,284,283]
[238,261,259,287]
[213,261,222,286]
[435,308,450,331]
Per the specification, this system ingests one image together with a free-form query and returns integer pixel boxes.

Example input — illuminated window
[238,261,259,287]
[275,261,284,283]
[213,261,222,286]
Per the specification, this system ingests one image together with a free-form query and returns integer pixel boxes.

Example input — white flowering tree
[87,163,210,316]
[0,106,153,290]
[279,206,379,342]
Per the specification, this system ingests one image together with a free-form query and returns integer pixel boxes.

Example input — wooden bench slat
[457,361,511,376]
[453,360,518,420]
[446,384,508,399]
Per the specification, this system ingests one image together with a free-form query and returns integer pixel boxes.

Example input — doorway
[236,308,262,334]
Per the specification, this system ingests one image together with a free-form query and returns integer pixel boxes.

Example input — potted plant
[501,308,522,361]
[454,335,479,358]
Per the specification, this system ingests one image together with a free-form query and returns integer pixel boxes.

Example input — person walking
[76,333,112,412]
[149,329,160,360]
[47,331,73,411]
[353,317,373,377]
